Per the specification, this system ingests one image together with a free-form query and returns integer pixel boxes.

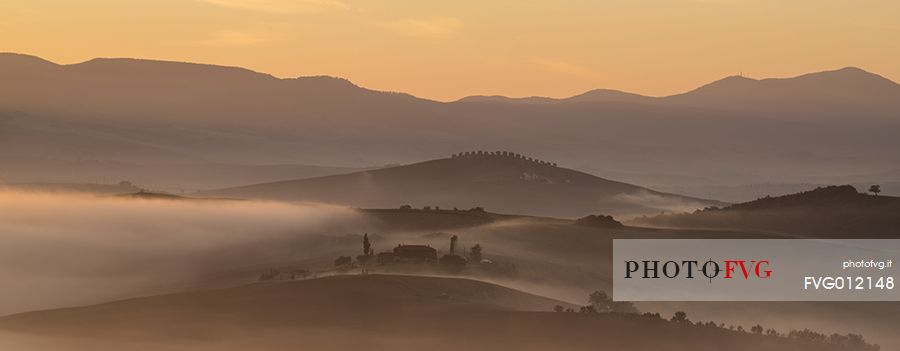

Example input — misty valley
[1,173,897,350]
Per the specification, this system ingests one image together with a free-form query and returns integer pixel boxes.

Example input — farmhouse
[384,244,438,262]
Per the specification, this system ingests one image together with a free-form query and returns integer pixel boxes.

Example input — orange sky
[2,0,898,101]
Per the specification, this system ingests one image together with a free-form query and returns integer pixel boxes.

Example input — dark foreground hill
[201,153,724,218]
[0,274,858,351]
[633,185,900,237]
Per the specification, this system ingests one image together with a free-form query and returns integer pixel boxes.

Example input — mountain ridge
[456,66,899,111]
[2,52,899,192]
[4,53,895,104]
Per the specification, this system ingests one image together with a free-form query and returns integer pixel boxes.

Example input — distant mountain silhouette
[2,53,899,191]
[458,67,900,121]
[201,152,723,218]
[457,89,655,105]
[663,67,900,120]
[455,95,559,104]
[633,185,900,237]
[565,89,659,104]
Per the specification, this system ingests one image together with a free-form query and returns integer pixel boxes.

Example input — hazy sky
[2,0,898,101]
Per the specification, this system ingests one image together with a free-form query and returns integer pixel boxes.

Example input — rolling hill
[2,53,900,195]
[0,274,859,351]
[632,185,900,237]
[201,152,724,218]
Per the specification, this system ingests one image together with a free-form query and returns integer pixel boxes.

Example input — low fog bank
[613,190,717,219]
[0,190,367,316]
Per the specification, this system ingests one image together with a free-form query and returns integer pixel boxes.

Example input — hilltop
[632,185,900,237]
[201,151,723,218]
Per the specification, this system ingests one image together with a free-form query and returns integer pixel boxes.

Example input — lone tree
[671,311,689,323]
[588,290,613,312]
[363,233,372,256]
[588,290,639,314]
[869,184,881,196]
[470,244,483,262]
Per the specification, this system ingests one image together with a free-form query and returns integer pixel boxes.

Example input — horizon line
[1,51,894,103]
